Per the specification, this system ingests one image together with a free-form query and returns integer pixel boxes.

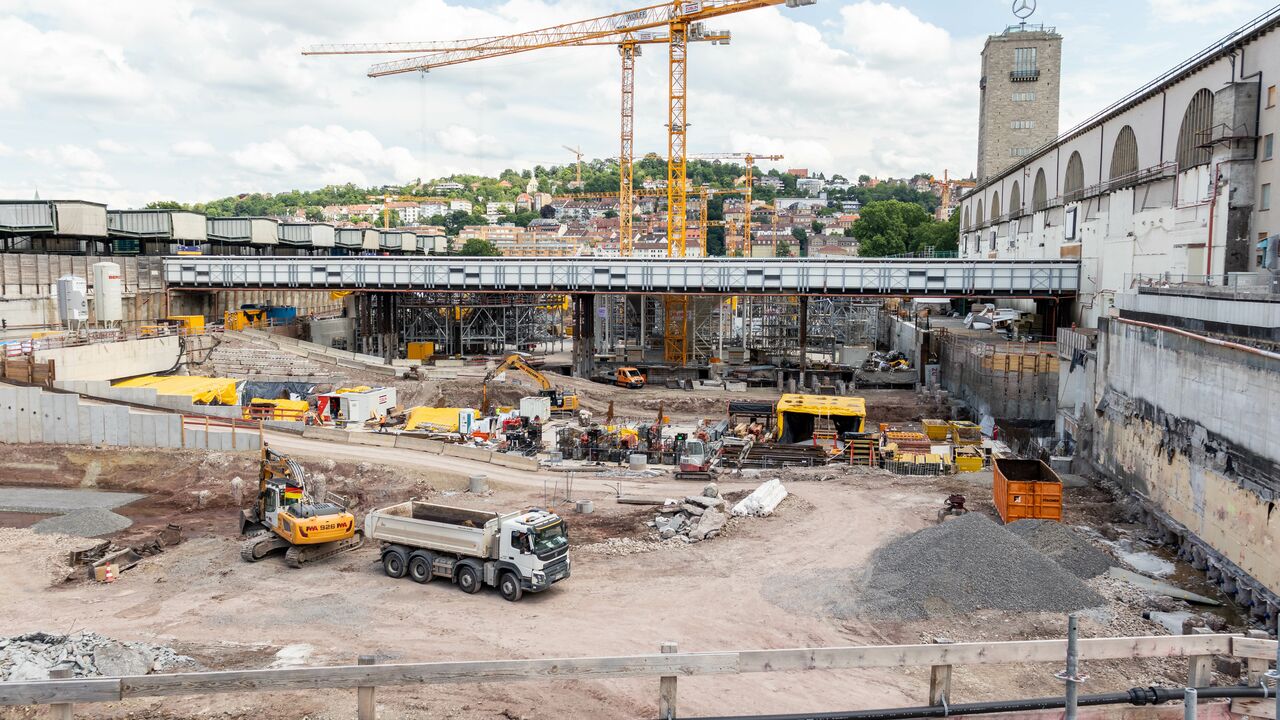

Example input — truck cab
[498,510,571,595]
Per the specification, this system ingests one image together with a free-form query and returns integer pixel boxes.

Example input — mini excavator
[239,445,364,568]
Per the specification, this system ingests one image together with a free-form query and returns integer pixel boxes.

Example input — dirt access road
[0,442,1187,720]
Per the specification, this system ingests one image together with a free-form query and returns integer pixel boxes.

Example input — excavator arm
[482,354,553,414]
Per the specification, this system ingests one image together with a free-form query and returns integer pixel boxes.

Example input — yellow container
[954,446,984,472]
[921,419,951,441]
[168,315,205,334]
[949,420,982,445]
[407,341,435,360]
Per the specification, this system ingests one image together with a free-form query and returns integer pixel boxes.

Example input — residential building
[976,23,1063,181]
[385,201,421,225]
[797,178,825,195]
[787,168,809,178]
[449,199,473,213]
[432,181,466,192]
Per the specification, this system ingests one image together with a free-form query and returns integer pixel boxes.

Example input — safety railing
[1,632,1274,718]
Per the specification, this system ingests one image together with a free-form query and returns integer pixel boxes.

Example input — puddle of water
[269,643,314,668]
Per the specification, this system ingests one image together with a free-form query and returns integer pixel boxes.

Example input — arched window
[976,198,985,227]
[1110,125,1139,179]
[991,191,1002,220]
[1032,168,1047,210]
[963,206,970,231]
[1064,151,1085,199]
[1009,181,1021,215]
[1176,89,1214,169]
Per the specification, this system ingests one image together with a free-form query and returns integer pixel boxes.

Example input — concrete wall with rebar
[933,327,1059,426]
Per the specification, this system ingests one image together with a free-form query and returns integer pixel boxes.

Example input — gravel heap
[1006,519,1114,579]
[31,508,133,537]
[0,632,194,681]
[857,513,1105,620]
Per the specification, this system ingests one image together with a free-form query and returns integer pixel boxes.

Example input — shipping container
[0,201,56,234]
[50,201,108,238]
[992,458,1063,523]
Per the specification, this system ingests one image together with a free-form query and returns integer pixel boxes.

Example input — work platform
[164,257,1080,297]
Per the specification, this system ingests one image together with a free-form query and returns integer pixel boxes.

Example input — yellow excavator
[481,354,579,416]
[239,445,364,568]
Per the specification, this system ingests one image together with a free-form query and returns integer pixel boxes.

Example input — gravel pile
[1006,519,1114,579]
[0,632,194,681]
[857,513,1105,620]
[31,508,133,537]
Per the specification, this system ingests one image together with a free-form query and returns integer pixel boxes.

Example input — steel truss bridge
[164,257,1080,297]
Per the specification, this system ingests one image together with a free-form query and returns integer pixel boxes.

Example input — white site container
[91,261,123,323]
[519,396,552,421]
[56,275,89,324]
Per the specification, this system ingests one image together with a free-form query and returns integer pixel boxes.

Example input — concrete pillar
[573,293,596,378]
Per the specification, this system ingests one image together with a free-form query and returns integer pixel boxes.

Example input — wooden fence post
[1186,626,1213,688]
[49,668,73,719]
[357,655,377,720]
[658,642,678,720]
[928,637,954,705]
[1244,629,1271,686]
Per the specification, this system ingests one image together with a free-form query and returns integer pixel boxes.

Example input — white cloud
[0,142,12,157]
[230,125,420,184]
[0,16,152,110]
[96,139,133,154]
[25,145,105,171]
[840,2,952,66]
[434,125,508,158]
[1146,0,1267,23]
[171,140,216,158]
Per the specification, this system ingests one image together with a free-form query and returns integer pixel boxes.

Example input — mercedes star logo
[1012,0,1037,20]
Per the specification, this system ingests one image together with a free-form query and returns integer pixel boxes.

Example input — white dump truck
[364,501,570,601]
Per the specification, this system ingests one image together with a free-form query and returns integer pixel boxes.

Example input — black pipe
[681,686,1271,720]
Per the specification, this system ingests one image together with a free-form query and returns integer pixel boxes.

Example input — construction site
[2,2,1280,720]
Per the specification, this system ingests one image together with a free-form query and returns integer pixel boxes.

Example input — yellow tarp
[775,394,865,423]
[114,375,239,405]
[404,406,467,432]
[336,386,373,394]
[243,398,310,420]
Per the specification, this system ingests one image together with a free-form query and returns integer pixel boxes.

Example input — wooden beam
[49,669,74,720]
[357,655,376,720]
[927,637,954,706]
[735,634,1235,672]
[118,653,741,699]
[1185,628,1213,688]
[658,642,678,720]
[1232,634,1278,661]
[0,679,120,706]
[1231,699,1277,720]
[1243,630,1272,686]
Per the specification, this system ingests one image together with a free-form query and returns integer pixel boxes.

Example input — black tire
[382,547,408,579]
[457,564,482,594]
[498,571,523,602]
[408,553,434,584]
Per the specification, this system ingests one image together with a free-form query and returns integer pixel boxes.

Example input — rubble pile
[0,632,195,680]
[647,483,730,542]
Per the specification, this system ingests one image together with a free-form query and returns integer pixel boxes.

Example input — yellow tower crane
[690,152,783,255]
[305,27,731,258]
[306,0,819,363]
[563,145,585,188]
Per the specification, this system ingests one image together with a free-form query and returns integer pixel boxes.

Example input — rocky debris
[0,632,194,681]
[1006,519,1114,579]
[731,479,788,517]
[649,492,731,542]
[857,513,1105,620]
[31,508,133,538]
[577,537,687,557]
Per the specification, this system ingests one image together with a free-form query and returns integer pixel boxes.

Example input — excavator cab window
[264,487,279,514]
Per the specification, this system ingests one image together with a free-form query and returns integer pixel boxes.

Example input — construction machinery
[690,152,784,253]
[482,354,579,415]
[239,446,365,568]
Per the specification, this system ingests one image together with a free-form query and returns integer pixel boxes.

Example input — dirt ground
[0,440,1206,720]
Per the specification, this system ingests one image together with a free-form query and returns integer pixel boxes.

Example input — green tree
[775,236,793,258]
[791,227,808,257]
[145,200,186,210]
[304,206,324,222]
[910,208,960,253]
[858,174,871,185]
[851,199,931,257]
[499,211,538,227]
[811,220,824,235]
[706,226,726,256]
[373,210,403,229]
[603,209,618,218]
[539,204,557,219]
[459,238,501,256]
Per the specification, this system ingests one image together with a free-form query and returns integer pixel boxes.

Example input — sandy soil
[0,440,1203,720]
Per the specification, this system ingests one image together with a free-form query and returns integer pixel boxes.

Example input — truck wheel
[456,565,482,594]
[382,547,408,579]
[408,553,434,584]
[498,571,523,602]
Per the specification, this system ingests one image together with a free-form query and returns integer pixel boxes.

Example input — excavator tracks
[283,531,366,568]
[240,532,290,563]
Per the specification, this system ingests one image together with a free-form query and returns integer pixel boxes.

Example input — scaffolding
[355,292,567,358]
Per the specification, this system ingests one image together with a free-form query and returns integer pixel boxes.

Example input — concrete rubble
[648,483,731,542]
[0,632,195,681]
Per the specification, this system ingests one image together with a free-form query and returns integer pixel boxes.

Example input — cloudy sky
[0,0,1274,207]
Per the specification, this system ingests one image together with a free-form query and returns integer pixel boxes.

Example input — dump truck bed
[364,501,508,559]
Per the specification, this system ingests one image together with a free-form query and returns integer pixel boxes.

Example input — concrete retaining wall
[231,329,397,377]
[0,384,259,451]
[36,336,181,382]
[1091,318,1280,607]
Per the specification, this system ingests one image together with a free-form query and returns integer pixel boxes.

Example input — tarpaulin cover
[114,375,239,405]
[405,406,466,432]
[775,394,866,443]
[243,398,310,420]
[240,381,321,401]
